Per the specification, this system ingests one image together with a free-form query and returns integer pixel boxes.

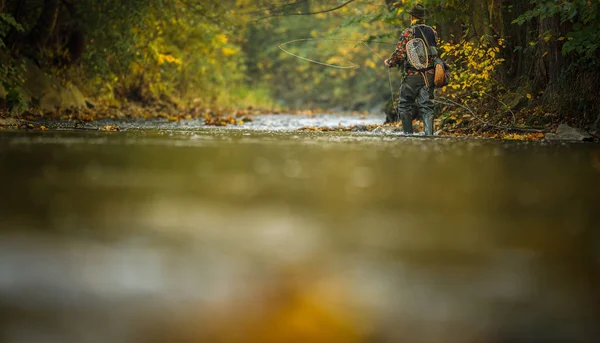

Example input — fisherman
[384,4,438,136]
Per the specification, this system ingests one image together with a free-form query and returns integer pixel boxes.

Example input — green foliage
[0,13,27,112]
[0,12,23,48]
[514,0,600,63]
[0,58,27,113]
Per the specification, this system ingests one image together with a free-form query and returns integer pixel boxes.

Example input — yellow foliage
[157,53,182,65]
[217,34,229,44]
[438,37,505,98]
[222,47,238,57]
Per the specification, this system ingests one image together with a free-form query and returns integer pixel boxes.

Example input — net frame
[406,38,429,70]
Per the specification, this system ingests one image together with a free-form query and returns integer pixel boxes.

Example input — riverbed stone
[0,118,25,127]
[22,59,87,111]
[372,126,402,134]
[545,124,593,142]
[351,125,369,132]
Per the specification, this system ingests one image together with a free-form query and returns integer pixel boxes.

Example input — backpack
[414,25,451,88]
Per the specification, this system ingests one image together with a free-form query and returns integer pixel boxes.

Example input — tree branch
[256,0,357,21]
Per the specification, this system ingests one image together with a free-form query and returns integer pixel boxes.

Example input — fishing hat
[408,4,429,19]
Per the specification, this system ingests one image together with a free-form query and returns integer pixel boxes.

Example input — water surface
[1,118,599,343]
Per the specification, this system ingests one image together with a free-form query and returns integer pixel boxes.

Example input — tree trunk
[0,0,5,14]
[502,0,537,82]
[28,0,61,48]
[469,0,492,40]
[534,14,566,92]
[487,0,503,37]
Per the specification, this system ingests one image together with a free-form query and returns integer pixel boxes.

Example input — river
[1,113,599,343]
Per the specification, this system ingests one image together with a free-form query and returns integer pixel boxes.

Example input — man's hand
[384,59,391,68]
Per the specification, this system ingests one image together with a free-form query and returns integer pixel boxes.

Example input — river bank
[1,106,598,142]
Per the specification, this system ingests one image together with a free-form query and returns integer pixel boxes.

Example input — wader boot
[397,73,435,135]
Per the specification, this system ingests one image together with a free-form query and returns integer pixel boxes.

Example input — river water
[1,114,599,343]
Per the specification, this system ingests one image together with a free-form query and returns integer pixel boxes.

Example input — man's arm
[385,27,412,68]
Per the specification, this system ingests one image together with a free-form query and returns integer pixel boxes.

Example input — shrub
[438,37,506,99]
[1,13,27,113]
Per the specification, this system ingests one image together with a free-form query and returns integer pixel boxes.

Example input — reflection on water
[0,130,599,343]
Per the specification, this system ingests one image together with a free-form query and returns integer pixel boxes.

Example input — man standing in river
[384,4,438,136]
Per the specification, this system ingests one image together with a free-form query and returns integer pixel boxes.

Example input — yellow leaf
[222,47,237,56]
[217,34,228,44]
[157,53,182,65]
[364,59,376,68]
[526,93,533,99]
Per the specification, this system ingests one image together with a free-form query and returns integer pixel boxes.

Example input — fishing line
[278,38,395,69]
[278,37,398,118]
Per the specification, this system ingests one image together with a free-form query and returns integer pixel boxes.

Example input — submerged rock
[545,124,593,142]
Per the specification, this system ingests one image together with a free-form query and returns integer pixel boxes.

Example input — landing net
[406,38,428,70]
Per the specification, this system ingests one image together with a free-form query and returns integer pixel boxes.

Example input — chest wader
[397,73,435,135]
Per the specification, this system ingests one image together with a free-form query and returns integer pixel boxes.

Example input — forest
[1,0,599,135]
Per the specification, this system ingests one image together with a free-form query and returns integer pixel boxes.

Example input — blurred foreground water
[1,123,599,343]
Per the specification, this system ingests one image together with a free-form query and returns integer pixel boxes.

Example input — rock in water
[383,97,397,123]
[383,97,419,124]
[545,124,593,142]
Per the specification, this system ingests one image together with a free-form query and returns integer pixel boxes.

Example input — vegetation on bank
[0,0,599,136]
